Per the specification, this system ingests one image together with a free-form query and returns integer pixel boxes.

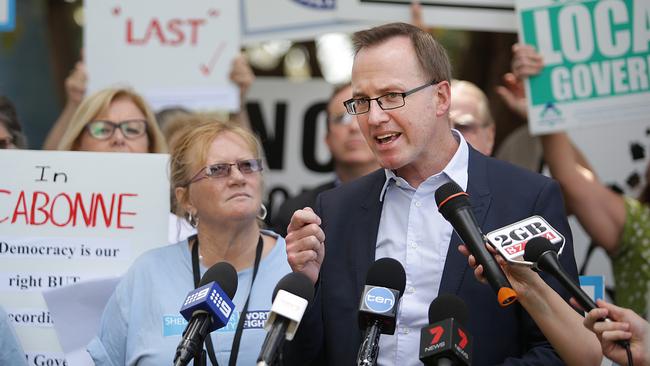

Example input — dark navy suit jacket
[285,146,579,365]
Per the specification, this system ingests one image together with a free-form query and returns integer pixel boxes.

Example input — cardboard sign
[0,150,169,361]
[485,215,565,266]
[85,0,240,111]
[337,0,516,32]
[517,0,650,134]
[241,0,370,44]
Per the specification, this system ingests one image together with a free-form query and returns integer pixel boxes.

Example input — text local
[533,0,650,101]
[0,189,137,229]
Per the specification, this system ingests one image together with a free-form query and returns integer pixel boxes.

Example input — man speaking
[284,22,579,365]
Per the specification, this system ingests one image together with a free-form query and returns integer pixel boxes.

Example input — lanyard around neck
[191,234,264,366]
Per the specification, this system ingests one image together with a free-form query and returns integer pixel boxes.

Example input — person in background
[0,305,28,366]
[271,83,379,236]
[56,87,166,153]
[0,96,28,149]
[504,43,650,316]
[449,79,496,156]
[87,119,291,365]
[584,299,650,366]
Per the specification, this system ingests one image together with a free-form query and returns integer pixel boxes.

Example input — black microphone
[256,272,315,366]
[419,294,472,366]
[524,236,630,350]
[174,262,238,366]
[435,182,517,307]
[357,257,406,366]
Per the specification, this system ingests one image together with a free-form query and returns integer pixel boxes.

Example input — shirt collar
[379,129,469,201]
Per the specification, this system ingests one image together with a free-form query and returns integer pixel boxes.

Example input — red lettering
[50,193,73,227]
[126,18,146,45]
[30,191,50,225]
[146,18,166,45]
[166,19,184,46]
[12,191,29,224]
[117,193,137,229]
[92,193,116,227]
[73,192,95,227]
[0,189,10,223]
[187,19,205,45]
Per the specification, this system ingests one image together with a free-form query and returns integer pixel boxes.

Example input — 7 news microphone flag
[174,262,238,366]
[357,257,406,366]
[419,294,472,366]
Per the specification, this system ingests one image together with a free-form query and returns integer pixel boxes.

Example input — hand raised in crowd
[584,300,650,366]
[496,44,543,120]
[285,207,325,285]
[65,61,87,107]
[230,53,255,100]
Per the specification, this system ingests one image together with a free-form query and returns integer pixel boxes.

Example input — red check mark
[200,41,227,76]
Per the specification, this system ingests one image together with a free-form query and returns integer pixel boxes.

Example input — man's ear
[435,81,452,117]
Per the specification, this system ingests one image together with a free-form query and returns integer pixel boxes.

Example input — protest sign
[518,0,650,134]
[0,150,169,362]
[338,0,516,32]
[85,0,240,111]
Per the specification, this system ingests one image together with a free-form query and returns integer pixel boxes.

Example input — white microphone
[257,272,314,366]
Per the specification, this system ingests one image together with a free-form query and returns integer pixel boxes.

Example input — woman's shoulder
[122,241,190,282]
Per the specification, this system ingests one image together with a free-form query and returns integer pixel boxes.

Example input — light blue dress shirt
[375,130,469,366]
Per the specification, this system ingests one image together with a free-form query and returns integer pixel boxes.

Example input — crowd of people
[1,4,649,366]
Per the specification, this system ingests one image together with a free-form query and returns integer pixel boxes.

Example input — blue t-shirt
[87,231,291,366]
[0,305,27,366]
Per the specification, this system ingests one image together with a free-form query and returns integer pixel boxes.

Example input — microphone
[419,294,472,366]
[357,257,406,366]
[256,272,315,366]
[435,182,517,307]
[174,262,238,366]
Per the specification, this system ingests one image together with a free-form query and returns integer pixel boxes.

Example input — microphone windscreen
[272,272,315,305]
[199,261,238,299]
[434,182,470,217]
[523,236,557,263]
[428,293,468,325]
[366,257,406,295]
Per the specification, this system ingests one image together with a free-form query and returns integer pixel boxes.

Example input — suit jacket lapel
[440,147,492,295]
[350,170,386,294]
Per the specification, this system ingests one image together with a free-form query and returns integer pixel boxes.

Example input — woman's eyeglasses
[187,159,263,184]
[85,120,148,140]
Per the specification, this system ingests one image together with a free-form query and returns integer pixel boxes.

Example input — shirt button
[406,286,415,294]
[415,201,422,207]
[410,241,417,248]
[402,327,410,334]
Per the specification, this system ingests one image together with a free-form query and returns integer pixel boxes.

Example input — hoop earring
[187,211,198,227]
[257,204,268,221]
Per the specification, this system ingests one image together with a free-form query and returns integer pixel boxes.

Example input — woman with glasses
[57,87,166,153]
[88,120,291,366]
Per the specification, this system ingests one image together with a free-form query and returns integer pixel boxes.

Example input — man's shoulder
[320,169,386,202]
[278,180,337,213]
[477,152,554,190]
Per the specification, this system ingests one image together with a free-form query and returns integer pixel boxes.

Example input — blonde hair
[57,88,167,153]
[170,118,263,217]
[450,80,495,127]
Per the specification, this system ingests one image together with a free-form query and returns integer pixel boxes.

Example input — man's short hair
[352,22,452,84]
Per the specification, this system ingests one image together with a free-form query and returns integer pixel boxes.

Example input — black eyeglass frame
[85,119,148,140]
[343,80,439,115]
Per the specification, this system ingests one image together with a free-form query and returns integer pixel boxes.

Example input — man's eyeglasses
[85,120,148,140]
[343,80,439,115]
[188,159,263,184]
[0,136,15,149]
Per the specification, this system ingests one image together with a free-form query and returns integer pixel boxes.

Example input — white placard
[241,0,371,44]
[246,78,337,216]
[337,0,516,32]
[517,0,650,134]
[0,150,169,359]
[84,0,240,111]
